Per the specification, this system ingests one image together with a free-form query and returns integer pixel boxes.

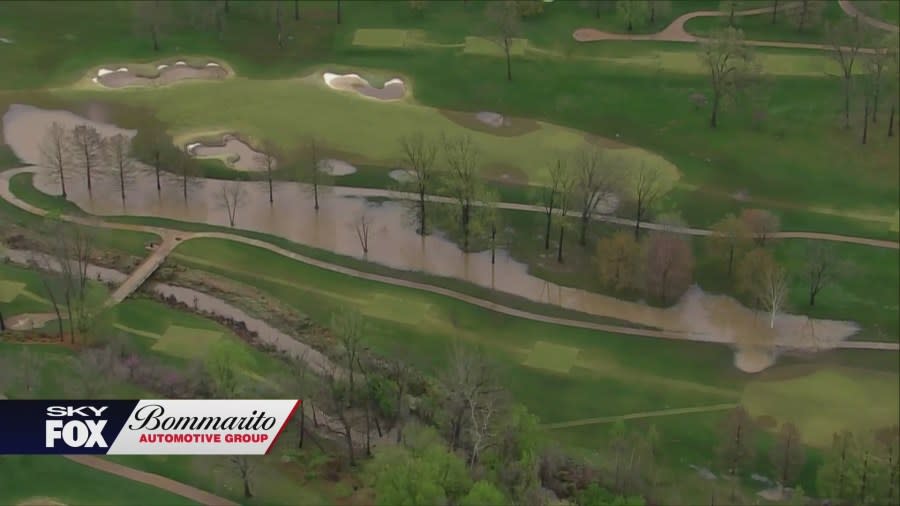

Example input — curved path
[542,402,739,430]
[574,2,885,53]
[64,455,237,506]
[838,0,900,33]
[335,185,899,249]
[2,166,897,351]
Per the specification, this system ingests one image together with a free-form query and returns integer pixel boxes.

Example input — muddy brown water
[2,104,861,371]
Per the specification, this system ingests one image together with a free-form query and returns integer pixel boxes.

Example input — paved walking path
[2,166,897,352]
[542,403,740,430]
[839,0,900,33]
[573,2,888,53]
[64,455,237,506]
[105,232,180,306]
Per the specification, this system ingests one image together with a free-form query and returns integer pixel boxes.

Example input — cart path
[2,166,897,352]
[542,403,740,430]
[64,455,237,506]
[839,0,900,33]
[574,2,888,53]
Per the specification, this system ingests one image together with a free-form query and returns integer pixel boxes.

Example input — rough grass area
[151,325,223,359]
[523,340,581,374]
[598,49,859,77]
[742,367,900,447]
[0,280,26,303]
[352,28,410,48]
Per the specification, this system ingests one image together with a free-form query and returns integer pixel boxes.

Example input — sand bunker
[186,134,271,172]
[0,37,13,44]
[93,60,228,88]
[476,111,510,128]
[17,499,68,506]
[323,72,407,101]
[319,159,357,176]
[389,169,415,183]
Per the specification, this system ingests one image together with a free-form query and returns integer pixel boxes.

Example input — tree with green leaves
[718,406,756,504]
[616,0,650,32]
[698,27,760,128]
[818,430,862,504]
[770,422,805,492]
[461,481,508,506]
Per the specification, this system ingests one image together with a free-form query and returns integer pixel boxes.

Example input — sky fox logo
[45,405,109,449]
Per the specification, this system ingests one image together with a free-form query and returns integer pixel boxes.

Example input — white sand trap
[323,72,407,101]
[734,347,776,374]
[175,60,187,65]
[0,37,13,44]
[95,61,228,88]
[17,498,68,506]
[318,159,357,176]
[389,169,415,183]
[206,62,221,67]
[476,111,510,128]
[187,134,271,171]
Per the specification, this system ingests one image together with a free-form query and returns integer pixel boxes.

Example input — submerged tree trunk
[544,210,553,250]
[889,104,896,137]
[491,222,496,265]
[710,94,720,128]
[154,150,161,194]
[419,188,427,235]
[298,402,305,448]
[843,79,851,129]
[313,182,319,211]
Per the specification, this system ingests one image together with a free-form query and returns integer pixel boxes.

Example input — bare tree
[188,0,227,39]
[863,35,897,125]
[255,141,278,204]
[643,232,694,304]
[390,358,413,443]
[698,27,761,128]
[827,16,868,129]
[171,155,199,204]
[29,250,66,341]
[771,422,806,492]
[69,125,105,196]
[556,171,576,263]
[441,134,482,252]
[9,347,44,395]
[271,0,284,48]
[805,241,836,306]
[629,163,665,239]
[336,0,342,24]
[718,406,756,504]
[400,132,438,235]
[332,308,363,403]
[648,0,671,25]
[575,148,621,246]
[72,347,115,397]
[133,0,172,51]
[719,0,743,27]
[541,158,567,250]
[219,182,246,227]
[787,0,825,32]
[44,221,94,343]
[228,456,257,498]
[294,0,300,20]
[354,211,373,255]
[323,363,355,465]
[303,137,324,211]
[39,122,69,198]
[106,134,135,206]
[740,208,780,246]
[442,341,500,459]
[486,0,521,81]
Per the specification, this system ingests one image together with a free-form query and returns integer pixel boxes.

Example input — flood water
[188,134,269,171]
[1,104,861,370]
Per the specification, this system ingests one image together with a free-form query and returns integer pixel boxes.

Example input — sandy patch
[1,37,14,44]
[733,347,776,374]
[389,169,415,183]
[94,60,228,88]
[186,133,271,171]
[319,159,357,176]
[476,111,509,128]
[323,72,407,101]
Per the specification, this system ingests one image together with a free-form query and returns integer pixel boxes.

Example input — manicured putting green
[523,341,581,374]
[352,29,411,48]
[742,368,900,447]
[0,280,26,303]
[151,325,222,359]
[463,36,528,57]
[362,292,430,326]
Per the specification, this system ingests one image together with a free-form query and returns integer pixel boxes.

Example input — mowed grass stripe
[542,403,740,430]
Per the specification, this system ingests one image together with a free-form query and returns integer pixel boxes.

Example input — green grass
[166,235,897,497]
[352,28,411,48]
[463,36,528,57]
[0,455,195,506]
[0,280,26,303]
[522,340,581,374]
[742,367,900,447]
[151,325,223,359]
